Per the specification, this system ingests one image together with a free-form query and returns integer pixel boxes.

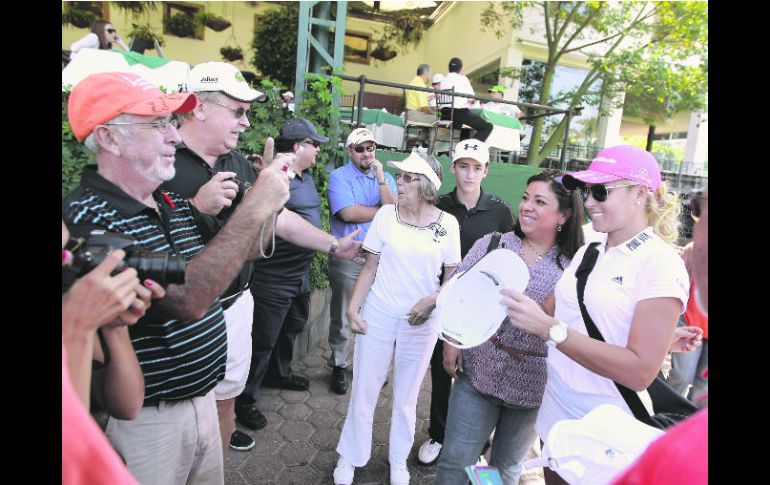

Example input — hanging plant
[370,43,397,62]
[110,1,158,17]
[220,46,244,62]
[62,2,102,29]
[164,12,196,38]
[128,23,165,47]
[374,10,433,55]
[196,11,231,32]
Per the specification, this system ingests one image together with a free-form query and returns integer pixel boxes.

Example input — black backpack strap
[575,242,656,427]
[487,232,502,253]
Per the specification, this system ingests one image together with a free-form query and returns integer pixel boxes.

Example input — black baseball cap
[449,57,463,73]
[279,117,329,143]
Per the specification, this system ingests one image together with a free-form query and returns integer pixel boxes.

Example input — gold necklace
[524,238,547,263]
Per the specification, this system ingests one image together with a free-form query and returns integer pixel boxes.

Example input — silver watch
[546,321,569,347]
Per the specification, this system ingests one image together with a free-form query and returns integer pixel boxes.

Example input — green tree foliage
[62,94,94,197]
[481,1,708,166]
[251,3,300,89]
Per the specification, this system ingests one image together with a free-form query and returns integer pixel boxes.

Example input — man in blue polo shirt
[62,72,290,485]
[326,128,397,394]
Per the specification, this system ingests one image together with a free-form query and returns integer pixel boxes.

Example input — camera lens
[125,252,186,286]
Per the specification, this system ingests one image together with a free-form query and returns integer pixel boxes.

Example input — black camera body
[226,177,252,204]
[63,229,186,293]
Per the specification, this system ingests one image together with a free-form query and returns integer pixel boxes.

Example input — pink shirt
[62,347,139,485]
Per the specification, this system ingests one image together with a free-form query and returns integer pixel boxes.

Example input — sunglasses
[302,139,321,148]
[106,28,116,34]
[579,182,638,202]
[353,144,376,153]
[208,100,251,119]
[688,192,706,219]
[395,172,421,183]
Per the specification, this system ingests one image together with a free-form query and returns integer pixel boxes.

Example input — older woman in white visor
[333,153,461,485]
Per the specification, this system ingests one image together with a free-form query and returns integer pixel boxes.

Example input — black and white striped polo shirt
[62,166,226,404]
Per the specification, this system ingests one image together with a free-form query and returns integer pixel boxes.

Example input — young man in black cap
[235,118,348,431]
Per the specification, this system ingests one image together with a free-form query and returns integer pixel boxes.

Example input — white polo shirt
[362,204,461,318]
[536,227,689,439]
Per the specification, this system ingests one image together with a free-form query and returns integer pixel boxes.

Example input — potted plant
[164,12,196,38]
[196,11,231,32]
[128,23,165,47]
[370,43,397,62]
[220,46,244,62]
[62,2,102,29]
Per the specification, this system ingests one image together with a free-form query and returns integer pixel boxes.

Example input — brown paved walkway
[224,336,544,485]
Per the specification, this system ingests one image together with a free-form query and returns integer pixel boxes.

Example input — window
[164,2,204,40]
[344,31,371,65]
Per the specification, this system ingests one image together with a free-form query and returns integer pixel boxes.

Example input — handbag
[574,243,697,429]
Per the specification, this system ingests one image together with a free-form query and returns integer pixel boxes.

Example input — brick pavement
[224,336,545,485]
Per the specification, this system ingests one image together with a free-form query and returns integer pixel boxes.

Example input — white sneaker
[417,438,443,464]
[333,456,355,485]
[476,455,488,466]
[390,462,410,485]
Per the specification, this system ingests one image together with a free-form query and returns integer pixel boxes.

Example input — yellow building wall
[62,1,271,73]
[620,112,691,137]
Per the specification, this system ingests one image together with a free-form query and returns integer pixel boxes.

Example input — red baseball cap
[68,72,199,141]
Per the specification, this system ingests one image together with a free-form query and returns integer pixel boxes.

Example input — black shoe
[331,366,348,395]
[262,374,309,391]
[229,430,256,451]
[235,403,267,430]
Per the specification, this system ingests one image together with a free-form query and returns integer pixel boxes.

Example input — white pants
[213,292,254,400]
[336,301,438,466]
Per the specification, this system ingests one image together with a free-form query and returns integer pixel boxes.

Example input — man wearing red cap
[62,72,291,485]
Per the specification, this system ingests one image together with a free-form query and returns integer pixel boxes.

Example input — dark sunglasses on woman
[578,182,639,202]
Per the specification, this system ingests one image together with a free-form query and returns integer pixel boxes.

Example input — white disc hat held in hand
[434,249,530,349]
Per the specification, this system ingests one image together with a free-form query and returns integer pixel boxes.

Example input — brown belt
[490,334,547,359]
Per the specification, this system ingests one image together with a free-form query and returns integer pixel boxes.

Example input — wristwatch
[546,321,569,347]
[328,238,339,255]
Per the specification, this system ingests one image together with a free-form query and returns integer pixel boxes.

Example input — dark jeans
[440,107,493,142]
[237,278,310,405]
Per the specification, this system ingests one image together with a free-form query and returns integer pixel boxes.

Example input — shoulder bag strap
[575,243,656,427]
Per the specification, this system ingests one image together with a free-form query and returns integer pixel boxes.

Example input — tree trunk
[526,64,557,165]
[646,125,655,151]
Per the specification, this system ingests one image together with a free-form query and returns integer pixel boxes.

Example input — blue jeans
[666,317,709,403]
[436,373,539,485]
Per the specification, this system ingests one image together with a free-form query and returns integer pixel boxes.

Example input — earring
[636,200,642,205]
[557,224,563,232]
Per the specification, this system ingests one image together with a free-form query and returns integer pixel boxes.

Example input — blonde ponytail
[646,181,680,244]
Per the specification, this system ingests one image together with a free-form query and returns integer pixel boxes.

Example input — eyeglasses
[208,100,251,119]
[395,172,421,183]
[103,118,179,133]
[106,28,116,34]
[302,139,321,148]
[353,144,377,153]
[688,192,707,220]
[579,182,638,202]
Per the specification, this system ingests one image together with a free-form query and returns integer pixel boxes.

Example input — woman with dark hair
[70,19,129,58]
[333,153,461,485]
[436,170,584,484]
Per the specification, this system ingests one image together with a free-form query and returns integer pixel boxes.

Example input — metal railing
[331,73,581,167]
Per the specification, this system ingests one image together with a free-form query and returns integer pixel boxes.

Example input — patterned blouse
[458,231,570,408]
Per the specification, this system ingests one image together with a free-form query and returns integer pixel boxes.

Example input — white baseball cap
[434,248,530,348]
[452,138,490,165]
[432,73,444,84]
[186,61,266,103]
[346,127,376,147]
[387,152,442,191]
